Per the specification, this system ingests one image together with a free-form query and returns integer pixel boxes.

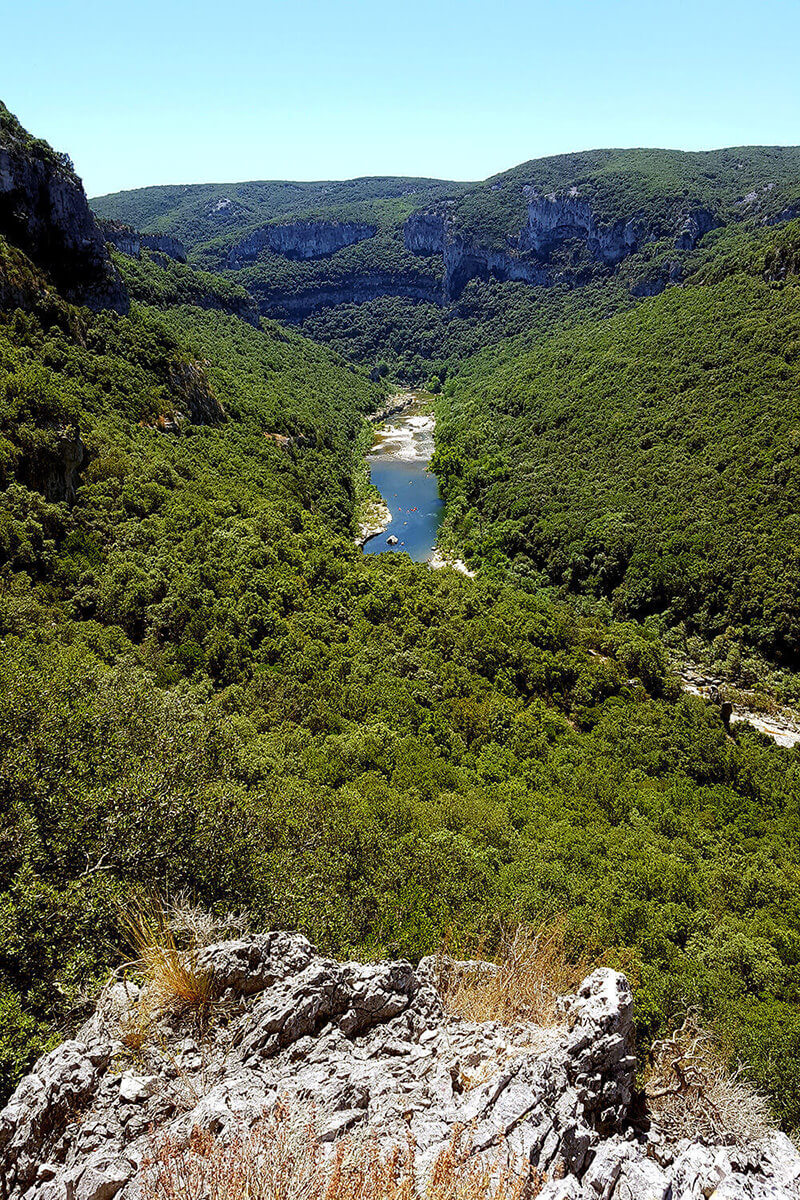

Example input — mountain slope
[0,102,127,312]
[434,219,800,675]
[91,145,800,338]
[91,176,467,246]
[451,145,800,247]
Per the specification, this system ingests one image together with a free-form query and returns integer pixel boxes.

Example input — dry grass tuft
[118,894,216,1020]
[164,892,251,948]
[644,1012,774,1144]
[437,920,593,1027]
[143,1102,535,1200]
[118,1005,152,1053]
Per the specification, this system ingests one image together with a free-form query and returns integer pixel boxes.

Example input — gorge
[362,396,443,563]
[4,96,800,1196]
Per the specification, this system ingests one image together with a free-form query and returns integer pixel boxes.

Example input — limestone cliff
[403,208,448,255]
[227,219,377,267]
[0,105,127,313]
[166,358,226,426]
[99,219,188,263]
[255,270,443,321]
[15,424,89,504]
[399,193,719,301]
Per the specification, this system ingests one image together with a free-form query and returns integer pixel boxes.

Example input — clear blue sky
[2,0,799,197]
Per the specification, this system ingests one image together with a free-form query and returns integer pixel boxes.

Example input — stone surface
[15,423,89,503]
[255,271,443,322]
[403,208,448,255]
[227,219,376,266]
[99,218,188,263]
[0,132,127,313]
[400,192,726,305]
[1,936,798,1200]
[166,358,225,426]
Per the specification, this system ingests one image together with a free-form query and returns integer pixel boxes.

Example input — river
[362,397,444,562]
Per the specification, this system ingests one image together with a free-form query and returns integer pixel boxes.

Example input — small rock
[118,1074,159,1104]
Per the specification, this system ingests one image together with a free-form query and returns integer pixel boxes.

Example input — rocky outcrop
[258,272,443,321]
[403,209,448,255]
[181,286,261,327]
[16,424,89,503]
[2,934,797,1200]
[403,205,553,298]
[443,237,550,299]
[520,193,644,264]
[99,219,187,263]
[0,126,127,313]
[166,359,225,426]
[400,193,720,301]
[674,207,718,251]
[401,194,638,301]
[227,220,376,267]
[764,205,800,227]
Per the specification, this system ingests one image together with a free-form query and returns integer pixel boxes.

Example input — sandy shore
[428,548,476,577]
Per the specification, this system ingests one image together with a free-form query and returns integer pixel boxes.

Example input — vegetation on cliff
[1,255,799,1130]
[450,145,800,248]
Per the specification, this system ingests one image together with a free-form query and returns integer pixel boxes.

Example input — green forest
[3,102,800,1135]
[435,248,800,667]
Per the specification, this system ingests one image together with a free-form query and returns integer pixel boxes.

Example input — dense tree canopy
[435,230,800,673]
[2,232,800,1132]
[3,110,800,1134]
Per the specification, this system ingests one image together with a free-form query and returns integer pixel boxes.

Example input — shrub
[644,1012,774,1143]
[118,895,215,1021]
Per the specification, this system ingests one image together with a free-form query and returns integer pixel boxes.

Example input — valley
[3,96,800,1160]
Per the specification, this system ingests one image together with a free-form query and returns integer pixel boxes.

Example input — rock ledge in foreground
[1,932,798,1200]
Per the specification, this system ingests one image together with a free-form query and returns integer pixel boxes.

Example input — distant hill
[453,145,800,243]
[91,175,467,245]
[91,146,800,319]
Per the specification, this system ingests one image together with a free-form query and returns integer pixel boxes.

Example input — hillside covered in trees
[434,222,800,673]
[92,144,800,341]
[2,103,800,1136]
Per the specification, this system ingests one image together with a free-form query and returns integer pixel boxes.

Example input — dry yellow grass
[118,894,216,1020]
[117,1005,152,1053]
[644,1013,774,1143]
[142,1103,535,1200]
[437,920,593,1027]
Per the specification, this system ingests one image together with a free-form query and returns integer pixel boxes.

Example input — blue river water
[362,406,444,562]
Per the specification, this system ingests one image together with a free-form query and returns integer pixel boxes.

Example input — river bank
[362,395,442,561]
[356,390,475,572]
[359,408,793,736]
[365,388,418,424]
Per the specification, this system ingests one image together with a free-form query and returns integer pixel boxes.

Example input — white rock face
[227,219,376,266]
[0,933,797,1200]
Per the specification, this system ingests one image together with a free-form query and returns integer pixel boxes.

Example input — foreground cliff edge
[1,933,797,1200]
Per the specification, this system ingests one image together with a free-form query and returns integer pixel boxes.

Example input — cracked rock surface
[1,932,798,1199]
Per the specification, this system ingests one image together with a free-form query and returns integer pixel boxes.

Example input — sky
[2,0,800,197]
